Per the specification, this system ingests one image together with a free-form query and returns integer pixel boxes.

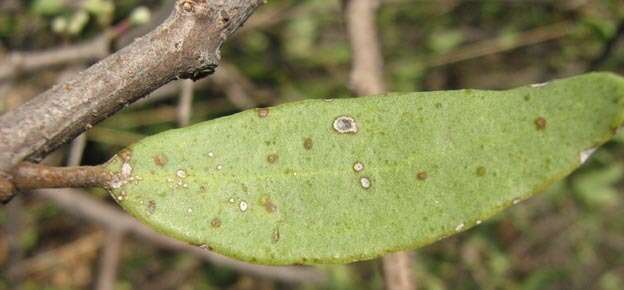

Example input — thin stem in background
[177,79,195,127]
[95,229,124,290]
[67,134,88,167]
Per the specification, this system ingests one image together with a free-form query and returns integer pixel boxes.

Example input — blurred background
[1,0,624,289]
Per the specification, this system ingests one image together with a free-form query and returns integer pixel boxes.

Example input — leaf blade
[106,72,624,265]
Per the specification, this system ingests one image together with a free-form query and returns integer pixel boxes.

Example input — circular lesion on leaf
[353,161,364,173]
[260,195,277,213]
[534,116,547,130]
[211,217,222,228]
[147,200,156,215]
[303,137,313,150]
[267,153,279,164]
[257,108,270,118]
[153,154,168,167]
[359,177,371,189]
[476,166,487,177]
[333,116,358,134]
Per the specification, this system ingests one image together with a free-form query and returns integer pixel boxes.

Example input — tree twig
[95,229,124,290]
[0,0,265,202]
[67,134,88,167]
[11,162,110,190]
[381,252,416,290]
[344,0,386,95]
[0,33,113,82]
[32,188,328,284]
[177,79,194,127]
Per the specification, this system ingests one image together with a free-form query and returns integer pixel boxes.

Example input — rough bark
[0,0,264,202]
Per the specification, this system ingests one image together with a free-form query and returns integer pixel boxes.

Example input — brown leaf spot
[267,153,279,164]
[534,117,547,130]
[272,228,280,243]
[260,196,277,213]
[417,171,428,180]
[476,166,487,177]
[257,108,270,118]
[147,200,156,215]
[211,218,221,228]
[303,138,313,150]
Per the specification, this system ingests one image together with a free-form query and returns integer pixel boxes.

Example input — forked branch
[0,0,265,202]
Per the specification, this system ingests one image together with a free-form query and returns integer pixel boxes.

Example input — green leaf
[105,72,624,265]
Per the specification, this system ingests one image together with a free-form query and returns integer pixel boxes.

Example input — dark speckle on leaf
[417,171,428,180]
[272,228,280,243]
[211,218,221,228]
[267,153,279,164]
[260,196,277,213]
[257,108,270,118]
[147,200,156,215]
[153,154,167,167]
[476,166,487,177]
[303,138,313,150]
[534,117,547,130]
